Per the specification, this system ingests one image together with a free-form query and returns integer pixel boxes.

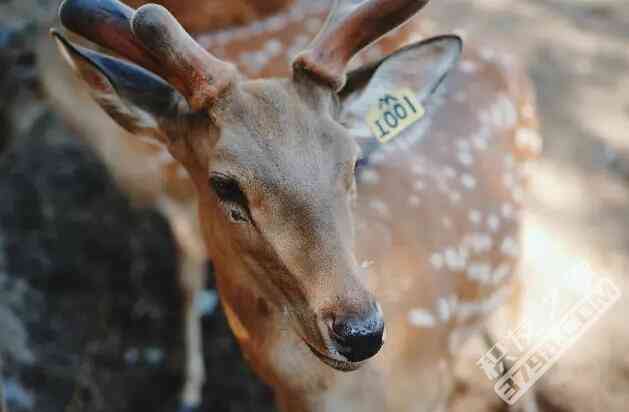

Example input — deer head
[53,0,461,371]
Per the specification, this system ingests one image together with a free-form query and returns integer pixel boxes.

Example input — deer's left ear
[52,30,186,144]
[339,35,462,142]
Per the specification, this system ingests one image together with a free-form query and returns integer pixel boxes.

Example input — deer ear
[339,35,462,146]
[51,30,186,144]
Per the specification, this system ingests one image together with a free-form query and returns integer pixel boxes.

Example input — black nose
[330,305,385,362]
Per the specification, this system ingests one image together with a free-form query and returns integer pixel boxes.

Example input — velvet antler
[58,0,238,110]
[293,0,430,91]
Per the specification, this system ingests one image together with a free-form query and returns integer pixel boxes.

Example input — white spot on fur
[502,203,515,219]
[265,39,283,55]
[469,210,482,224]
[267,15,286,31]
[361,260,374,269]
[437,295,458,322]
[461,174,477,190]
[408,309,436,328]
[460,60,479,74]
[430,253,444,270]
[467,262,491,283]
[491,95,517,129]
[457,151,474,166]
[487,214,500,232]
[444,247,467,272]
[492,263,512,284]
[466,233,493,254]
[501,236,519,257]
[515,128,543,154]
[480,48,496,61]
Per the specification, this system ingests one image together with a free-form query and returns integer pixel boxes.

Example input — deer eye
[210,175,251,223]
[229,208,248,223]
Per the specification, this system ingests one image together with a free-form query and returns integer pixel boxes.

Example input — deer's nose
[329,304,385,362]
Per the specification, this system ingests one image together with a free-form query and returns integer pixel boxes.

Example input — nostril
[329,308,385,363]
[330,318,348,343]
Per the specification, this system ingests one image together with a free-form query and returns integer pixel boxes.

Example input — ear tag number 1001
[366,88,425,144]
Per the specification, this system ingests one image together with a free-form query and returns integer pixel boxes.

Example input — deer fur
[42,1,541,411]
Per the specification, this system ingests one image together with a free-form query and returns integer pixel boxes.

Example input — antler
[58,0,238,110]
[293,0,430,91]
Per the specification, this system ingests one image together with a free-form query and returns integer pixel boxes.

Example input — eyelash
[209,175,250,223]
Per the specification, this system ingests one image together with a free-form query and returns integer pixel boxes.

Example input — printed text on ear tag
[366,88,425,144]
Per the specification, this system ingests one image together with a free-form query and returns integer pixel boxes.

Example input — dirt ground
[0,0,628,411]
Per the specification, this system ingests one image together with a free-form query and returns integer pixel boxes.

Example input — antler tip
[131,3,188,51]
[132,3,173,30]
[58,0,86,24]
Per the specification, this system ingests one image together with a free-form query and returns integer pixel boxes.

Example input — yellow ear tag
[366,88,425,144]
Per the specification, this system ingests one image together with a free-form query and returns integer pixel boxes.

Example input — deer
[46,0,542,410]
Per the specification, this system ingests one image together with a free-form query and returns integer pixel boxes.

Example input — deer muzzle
[328,301,385,363]
[310,297,385,371]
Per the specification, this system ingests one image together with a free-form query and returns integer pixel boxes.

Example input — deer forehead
[209,80,358,195]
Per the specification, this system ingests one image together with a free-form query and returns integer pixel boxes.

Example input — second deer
[47,0,541,410]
